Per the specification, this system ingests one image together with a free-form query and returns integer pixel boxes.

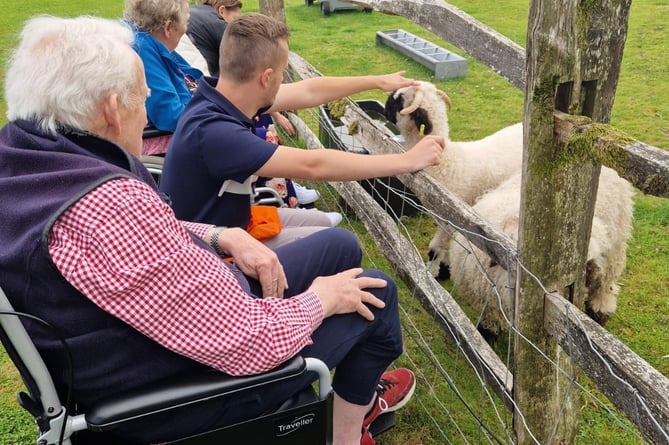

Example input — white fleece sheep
[384,81,523,279]
[449,167,634,334]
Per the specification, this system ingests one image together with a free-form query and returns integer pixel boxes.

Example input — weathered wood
[286,36,668,442]
[287,52,324,80]
[544,293,669,444]
[623,142,669,197]
[259,0,286,23]
[285,109,515,409]
[516,1,632,443]
[554,111,669,198]
[350,0,525,89]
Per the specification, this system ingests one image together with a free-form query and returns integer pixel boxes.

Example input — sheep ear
[384,92,403,124]
[437,90,452,110]
[411,108,432,134]
[400,88,424,115]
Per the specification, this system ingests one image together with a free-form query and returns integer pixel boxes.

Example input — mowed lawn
[0,1,667,444]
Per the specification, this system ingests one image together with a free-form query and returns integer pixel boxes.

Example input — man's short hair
[218,13,290,83]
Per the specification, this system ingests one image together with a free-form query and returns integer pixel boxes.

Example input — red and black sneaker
[360,368,416,444]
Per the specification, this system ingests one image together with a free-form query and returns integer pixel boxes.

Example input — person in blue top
[124,0,202,155]
[160,13,445,249]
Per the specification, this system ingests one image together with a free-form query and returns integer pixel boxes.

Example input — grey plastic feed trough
[376,29,467,79]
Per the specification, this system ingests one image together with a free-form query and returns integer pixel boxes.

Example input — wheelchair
[0,285,334,444]
[1,285,397,444]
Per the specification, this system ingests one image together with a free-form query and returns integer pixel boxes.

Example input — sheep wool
[448,167,634,334]
[384,81,523,279]
[385,80,634,329]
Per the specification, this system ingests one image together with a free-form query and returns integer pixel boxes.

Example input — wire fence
[277,104,668,444]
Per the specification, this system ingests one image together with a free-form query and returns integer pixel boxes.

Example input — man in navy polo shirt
[1,15,420,445]
[160,13,445,249]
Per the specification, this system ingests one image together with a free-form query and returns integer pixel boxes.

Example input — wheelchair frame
[0,286,333,444]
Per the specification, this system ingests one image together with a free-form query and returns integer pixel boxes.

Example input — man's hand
[215,227,288,298]
[374,70,419,92]
[308,268,387,321]
[405,134,445,171]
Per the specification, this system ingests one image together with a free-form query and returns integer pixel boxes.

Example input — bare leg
[333,393,374,445]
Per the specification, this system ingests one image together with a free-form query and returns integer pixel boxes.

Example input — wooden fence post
[514,1,632,444]
[259,0,286,23]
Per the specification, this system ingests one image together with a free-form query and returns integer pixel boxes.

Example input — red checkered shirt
[48,177,323,375]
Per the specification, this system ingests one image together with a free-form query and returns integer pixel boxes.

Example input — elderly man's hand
[308,268,386,321]
[216,227,287,298]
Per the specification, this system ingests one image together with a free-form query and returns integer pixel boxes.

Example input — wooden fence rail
[351,0,669,200]
[545,293,669,445]
[287,46,669,442]
[279,0,669,441]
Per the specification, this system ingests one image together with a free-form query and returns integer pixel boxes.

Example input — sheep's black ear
[411,108,433,134]
[384,92,404,124]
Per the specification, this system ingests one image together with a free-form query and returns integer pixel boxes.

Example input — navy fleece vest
[0,120,207,407]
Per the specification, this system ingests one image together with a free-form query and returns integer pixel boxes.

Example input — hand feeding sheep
[384,81,523,279]
[449,167,634,335]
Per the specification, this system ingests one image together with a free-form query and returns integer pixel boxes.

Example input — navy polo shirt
[160,77,279,228]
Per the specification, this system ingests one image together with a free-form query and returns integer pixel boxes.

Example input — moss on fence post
[514,1,632,444]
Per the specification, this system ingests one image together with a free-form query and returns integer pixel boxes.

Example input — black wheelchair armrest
[142,126,172,139]
[86,355,307,431]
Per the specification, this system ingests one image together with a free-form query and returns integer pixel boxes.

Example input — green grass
[1,1,668,444]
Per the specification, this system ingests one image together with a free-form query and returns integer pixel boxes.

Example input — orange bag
[247,205,283,241]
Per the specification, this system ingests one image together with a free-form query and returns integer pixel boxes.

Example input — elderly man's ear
[101,94,122,136]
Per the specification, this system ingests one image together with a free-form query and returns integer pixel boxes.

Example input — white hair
[5,16,140,134]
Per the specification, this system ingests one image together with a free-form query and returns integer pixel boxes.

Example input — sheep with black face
[385,81,634,329]
[384,81,523,279]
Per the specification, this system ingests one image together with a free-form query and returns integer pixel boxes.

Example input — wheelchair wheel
[320,1,330,16]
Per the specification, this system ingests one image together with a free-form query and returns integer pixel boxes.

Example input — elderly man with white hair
[0,15,419,445]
